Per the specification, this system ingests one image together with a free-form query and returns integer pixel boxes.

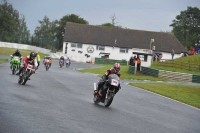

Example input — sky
[8,0,200,35]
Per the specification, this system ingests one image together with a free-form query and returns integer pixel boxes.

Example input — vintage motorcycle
[44,58,51,71]
[59,60,64,68]
[18,63,34,85]
[93,74,120,107]
[10,55,21,75]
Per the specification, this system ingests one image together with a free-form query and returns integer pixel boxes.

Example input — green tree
[57,14,88,49]
[101,14,122,28]
[170,6,200,50]
[0,0,19,42]
[18,14,30,44]
[0,0,30,43]
[101,23,116,27]
[34,16,58,49]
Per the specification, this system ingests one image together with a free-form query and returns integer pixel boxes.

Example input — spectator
[136,56,141,71]
[129,56,133,66]
[171,49,175,60]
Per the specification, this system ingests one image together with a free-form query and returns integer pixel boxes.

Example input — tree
[101,14,122,28]
[0,0,30,43]
[57,14,88,49]
[33,16,58,49]
[170,6,200,50]
[18,14,30,44]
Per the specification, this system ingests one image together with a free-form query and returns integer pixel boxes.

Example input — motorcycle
[18,63,34,85]
[66,60,70,68]
[10,55,21,75]
[44,59,51,71]
[59,60,64,68]
[93,74,120,107]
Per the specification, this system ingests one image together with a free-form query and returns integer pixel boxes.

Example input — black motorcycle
[59,60,64,68]
[93,74,120,107]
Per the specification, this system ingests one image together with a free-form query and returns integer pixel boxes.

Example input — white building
[62,22,185,67]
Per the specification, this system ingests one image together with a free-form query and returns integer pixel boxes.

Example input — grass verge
[0,58,8,64]
[79,64,171,81]
[130,83,200,109]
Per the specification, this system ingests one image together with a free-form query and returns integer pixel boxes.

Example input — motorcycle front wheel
[93,94,100,104]
[104,93,114,107]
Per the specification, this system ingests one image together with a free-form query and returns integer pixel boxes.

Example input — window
[71,43,82,48]
[77,43,82,48]
[120,48,128,53]
[96,45,105,51]
[71,43,76,47]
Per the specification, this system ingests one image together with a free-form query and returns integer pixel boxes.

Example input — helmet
[15,49,20,53]
[29,52,35,59]
[34,50,38,56]
[113,63,120,73]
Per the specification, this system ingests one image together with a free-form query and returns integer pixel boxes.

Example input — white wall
[63,42,159,67]
[0,41,51,55]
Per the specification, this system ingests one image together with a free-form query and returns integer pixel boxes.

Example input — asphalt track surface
[0,59,200,133]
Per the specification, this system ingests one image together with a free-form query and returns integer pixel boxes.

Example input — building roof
[64,22,185,53]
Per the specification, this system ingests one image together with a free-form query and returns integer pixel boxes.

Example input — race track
[0,60,200,133]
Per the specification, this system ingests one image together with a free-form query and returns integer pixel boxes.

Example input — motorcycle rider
[59,56,65,66]
[34,50,40,69]
[65,57,71,66]
[94,63,121,97]
[43,56,52,67]
[10,49,22,68]
[16,52,38,80]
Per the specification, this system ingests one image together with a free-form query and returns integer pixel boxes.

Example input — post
[134,61,137,75]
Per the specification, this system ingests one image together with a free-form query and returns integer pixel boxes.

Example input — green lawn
[130,83,200,109]
[79,64,171,81]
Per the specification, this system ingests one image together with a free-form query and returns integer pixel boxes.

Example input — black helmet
[15,49,20,53]
[29,52,35,59]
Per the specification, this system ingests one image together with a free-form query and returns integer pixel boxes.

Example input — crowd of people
[129,56,141,71]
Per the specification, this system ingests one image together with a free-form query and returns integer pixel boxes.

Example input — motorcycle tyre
[93,95,100,104]
[104,96,113,107]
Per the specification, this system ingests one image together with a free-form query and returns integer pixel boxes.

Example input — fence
[128,66,200,83]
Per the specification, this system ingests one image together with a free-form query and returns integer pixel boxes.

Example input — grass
[0,47,48,58]
[151,54,200,74]
[79,64,171,81]
[0,58,8,64]
[130,83,200,109]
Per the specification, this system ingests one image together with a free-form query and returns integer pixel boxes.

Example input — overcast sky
[8,0,200,35]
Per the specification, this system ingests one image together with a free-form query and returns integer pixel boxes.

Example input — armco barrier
[128,66,200,83]
[141,67,159,77]
[128,66,135,74]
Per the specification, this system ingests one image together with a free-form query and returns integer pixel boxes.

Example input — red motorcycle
[18,63,34,85]
[44,59,52,71]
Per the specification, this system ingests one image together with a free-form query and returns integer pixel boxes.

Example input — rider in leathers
[59,56,65,66]
[94,63,121,96]
[10,49,22,68]
[16,52,38,80]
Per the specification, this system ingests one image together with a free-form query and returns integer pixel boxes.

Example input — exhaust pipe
[94,83,97,91]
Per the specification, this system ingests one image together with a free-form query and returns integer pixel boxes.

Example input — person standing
[34,51,40,69]
[171,49,175,60]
